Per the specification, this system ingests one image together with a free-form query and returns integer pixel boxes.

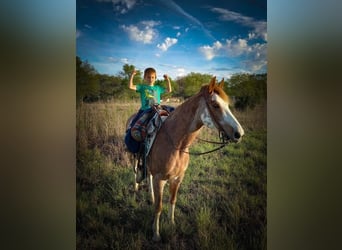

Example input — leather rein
[162,89,231,156]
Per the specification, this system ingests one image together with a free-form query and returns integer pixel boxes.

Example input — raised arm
[129,70,137,90]
[163,74,172,93]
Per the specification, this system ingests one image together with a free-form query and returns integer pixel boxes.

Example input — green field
[77,101,266,249]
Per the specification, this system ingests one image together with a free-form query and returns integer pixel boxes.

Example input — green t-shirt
[136,84,165,110]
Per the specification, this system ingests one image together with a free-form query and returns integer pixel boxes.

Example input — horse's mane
[164,83,230,128]
[205,84,230,104]
[167,86,205,119]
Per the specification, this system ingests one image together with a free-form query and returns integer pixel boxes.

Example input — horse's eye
[212,102,220,109]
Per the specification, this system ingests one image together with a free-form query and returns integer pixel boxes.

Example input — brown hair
[144,67,157,77]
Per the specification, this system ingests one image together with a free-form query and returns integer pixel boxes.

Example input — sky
[76,0,267,80]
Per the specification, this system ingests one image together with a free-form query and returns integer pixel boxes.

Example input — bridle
[184,131,230,156]
[164,87,231,156]
[203,88,233,141]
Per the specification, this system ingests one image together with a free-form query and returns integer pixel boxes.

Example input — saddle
[125,105,173,181]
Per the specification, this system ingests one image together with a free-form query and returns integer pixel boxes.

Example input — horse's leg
[168,175,184,224]
[132,155,139,192]
[148,173,154,204]
[152,174,166,242]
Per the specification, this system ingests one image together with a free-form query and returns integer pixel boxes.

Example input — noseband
[203,87,232,143]
[165,87,230,156]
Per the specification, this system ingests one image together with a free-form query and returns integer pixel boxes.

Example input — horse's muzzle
[220,130,242,143]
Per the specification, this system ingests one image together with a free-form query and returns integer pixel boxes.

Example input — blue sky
[76,0,267,80]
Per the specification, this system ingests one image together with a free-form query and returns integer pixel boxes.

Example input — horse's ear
[209,76,216,93]
[218,78,224,89]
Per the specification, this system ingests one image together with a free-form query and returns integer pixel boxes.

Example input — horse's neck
[165,93,205,148]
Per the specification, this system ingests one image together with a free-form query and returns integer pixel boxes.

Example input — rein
[164,129,229,156]
[184,88,232,155]
[161,91,231,156]
[197,134,228,144]
[180,131,230,155]
[183,145,227,155]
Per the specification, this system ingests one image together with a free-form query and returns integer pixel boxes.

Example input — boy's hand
[164,74,172,93]
[129,69,137,90]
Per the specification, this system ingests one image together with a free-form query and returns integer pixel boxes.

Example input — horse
[125,77,244,241]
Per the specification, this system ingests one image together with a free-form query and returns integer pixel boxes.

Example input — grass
[77,100,266,249]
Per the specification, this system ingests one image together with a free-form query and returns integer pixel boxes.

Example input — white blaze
[213,94,245,137]
[201,107,215,129]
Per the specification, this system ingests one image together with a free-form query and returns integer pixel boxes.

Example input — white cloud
[157,37,178,52]
[120,58,129,64]
[199,38,267,73]
[243,58,267,72]
[140,20,160,27]
[121,21,160,44]
[248,33,256,39]
[176,67,186,77]
[211,7,267,41]
[176,32,181,37]
[247,42,267,71]
[108,57,118,63]
[159,0,215,40]
[108,57,130,64]
[225,38,250,57]
[253,21,267,41]
[198,41,222,60]
[212,7,254,24]
[231,40,267,72]
[96,0,136,14]
[199,38,264,60]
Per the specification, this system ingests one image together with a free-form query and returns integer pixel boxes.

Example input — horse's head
[201,77,244,143]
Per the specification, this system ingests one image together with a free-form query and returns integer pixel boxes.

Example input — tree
[76,56,100,103]
[176,73,212,98]
[117,64,141,101]
[120,64,141,79]
[227,73,267,110]
[97,74,122,101]
[76,56,267,107]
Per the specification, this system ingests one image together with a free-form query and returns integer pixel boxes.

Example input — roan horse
[125,77,244,241]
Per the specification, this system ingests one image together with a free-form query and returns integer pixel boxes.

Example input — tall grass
[77,100,266,249]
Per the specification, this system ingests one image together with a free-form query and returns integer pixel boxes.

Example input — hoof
[136,169,144,183]
[152,234,161,242]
